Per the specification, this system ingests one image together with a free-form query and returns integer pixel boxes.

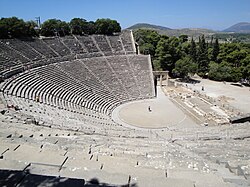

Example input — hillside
[161,28,215,37]
[127,23,171,31]
[127,23,216,38]
[127,23,250,43]
[223,22,250,33]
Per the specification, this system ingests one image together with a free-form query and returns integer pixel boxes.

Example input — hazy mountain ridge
[223,22,250,33]
[127,22,250,37]
[127,23,216,37]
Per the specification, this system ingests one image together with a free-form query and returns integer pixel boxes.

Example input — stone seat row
[0,31,135,75]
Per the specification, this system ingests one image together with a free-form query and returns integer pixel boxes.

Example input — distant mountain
[128,23,172,31]
[127,23,216,38]
[223,22,250,33]
[160,28,215,37]
[127,22,250,43]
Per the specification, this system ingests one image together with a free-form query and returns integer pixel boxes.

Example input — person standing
[148,106,151,112]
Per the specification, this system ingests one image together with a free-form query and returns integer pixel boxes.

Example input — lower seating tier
[0,54,155,126]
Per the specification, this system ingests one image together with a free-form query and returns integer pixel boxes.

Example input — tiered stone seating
[75,36,100,54]
[2,39,43,61]
[0,55,10,64]
[23,38,58,58]
[128,55,155,97]
[42,38,71,56]
[0,55,14,70]
[106,55,141,99]
[0,31,155,132]
[0,31,137,76]
[1,53,154,112]
[61,36,87,54]
[80,57,130,101]
[56,60,121,105]
[33,67,96,108]
[107,35,125,55]
[1,106,249,187]
[4,94,114,130]
[120,30,135,54]
[93,35,113,55]
[4,65,117,115]
[0,41,29,68]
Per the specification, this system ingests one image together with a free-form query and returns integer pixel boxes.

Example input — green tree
[211,38,220,62]
[180,41,191,56]
[189,37,197,62]
[40,19,70,37]
[231,67,242,82]
[154,37,173,71]
[40,19,58,36]
[58,21,70,36]
[85,21,96,35]
[197,35,209,76]
[133,29,161,56]
[69,18,88,35]
[173,56,198,78]
[140,43,155,55]
[154,36,182,72]
[242,55,250,80]
[95,18,121,35]
[0,17,37,38]
[243,63,250,81]
[168,37,182,65]
[179,34,188,43]
[208,61,232,81]
[218,43,240,63]
[25,21,38,37]
[226,49,247,67]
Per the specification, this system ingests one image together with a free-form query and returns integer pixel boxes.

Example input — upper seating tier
[0,30,136,76]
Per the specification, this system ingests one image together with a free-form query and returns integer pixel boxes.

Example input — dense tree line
[0,17,121,38]
[134,29,250,82]
[0,17,38,38]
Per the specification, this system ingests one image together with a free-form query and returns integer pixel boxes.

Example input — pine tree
[210,36,214,46]
[197,35,209,75]
[211,38,220,63]
[190,37,197,62]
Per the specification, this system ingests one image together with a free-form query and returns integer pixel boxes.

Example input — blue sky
[0,0,250,30]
